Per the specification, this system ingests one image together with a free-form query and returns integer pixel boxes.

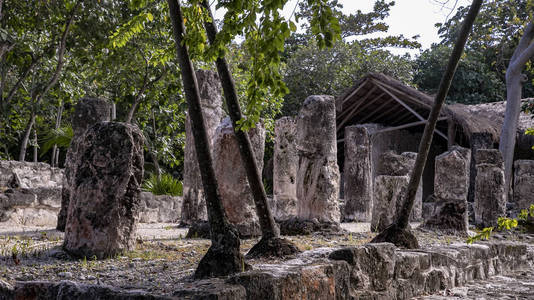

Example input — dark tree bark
[499,21,534,201]
[201,0,299,258]
[371,0,483,248]
[167,0,245,279]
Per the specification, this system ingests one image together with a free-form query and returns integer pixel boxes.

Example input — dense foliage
[414,0,534,104]
[1,0,532,180]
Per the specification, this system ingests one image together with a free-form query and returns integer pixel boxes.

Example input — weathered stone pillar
[371,175,409,232]
[513,160,534,214]
[474,149,506,228]
[272,116,298,221]
[63,122,144,258]
[213,118,265,238]
[181,70,224,225]
[371,151,421,232]
[296,95,340,224]
[423,146,470,234]
[56,98,110,231]
[343,125,372,222]
[468,133,494,203]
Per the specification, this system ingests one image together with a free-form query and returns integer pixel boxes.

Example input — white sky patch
[211,0,473,57]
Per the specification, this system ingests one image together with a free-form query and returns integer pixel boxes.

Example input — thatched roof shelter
[336,73,534,148]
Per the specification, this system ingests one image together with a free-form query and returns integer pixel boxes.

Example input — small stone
[58,272,73,279]
[87,275,97,280]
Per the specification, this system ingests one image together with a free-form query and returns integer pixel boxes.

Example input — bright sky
[213,0,473,56]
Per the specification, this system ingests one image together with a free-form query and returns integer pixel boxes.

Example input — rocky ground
[0,222,533,298]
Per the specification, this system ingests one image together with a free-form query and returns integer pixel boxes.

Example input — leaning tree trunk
[499,22,534,201]
[371,0,483,249]
[201,0,299,258]
[167,0,245,279]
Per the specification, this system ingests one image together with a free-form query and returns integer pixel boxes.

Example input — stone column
[63,122,144,258]
[56,98,110,231]
[513,160,534,214]
[468,133,494,203]
[371,175,409,232]
[181,70,224,225]
[296,95,340,224]
[474,149,506,228]
[272,116,298,221]
[371,151,421,232]
[343,125,372,222]
[423,146,470,233]
[213,118,265,238]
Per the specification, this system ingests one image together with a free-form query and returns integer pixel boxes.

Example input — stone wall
[138,192,183,223]
[0,161,63,226]
[3,242,530,299]
[0,161,184,226]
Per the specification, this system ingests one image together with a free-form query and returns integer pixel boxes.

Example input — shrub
[142,173,183,196]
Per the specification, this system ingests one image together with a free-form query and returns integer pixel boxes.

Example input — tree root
[194,229,249,279]
[370,224,420,249]
[246,236,301,259]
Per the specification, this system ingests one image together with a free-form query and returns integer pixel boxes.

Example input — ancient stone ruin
[343,125,373,222]
[0,161,63,226]
[212,117,265,238]
[513,159,534,215]
[272,116,298,221]
[56,97,111,231]
[296,95,340,224]
[181,69,224,225]
[371,151,421,232]
[474,149,506,228]
[423,146,471,234]
[63,122,144,258]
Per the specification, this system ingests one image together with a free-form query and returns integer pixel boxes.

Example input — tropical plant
[39,125,73,157]
[142,173,183,196]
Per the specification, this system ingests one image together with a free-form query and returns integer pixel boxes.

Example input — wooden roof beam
[374,81,449,140]
[341,78,369,105]
[374,117,449,135]
[359,97,397,124]
[336,86,378,132]
[337,85,377,120]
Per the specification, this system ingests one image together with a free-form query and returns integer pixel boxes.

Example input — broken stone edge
[1,242,531,300]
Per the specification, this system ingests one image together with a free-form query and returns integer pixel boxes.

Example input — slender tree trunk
[200,1,299,257]
[19,111,36,162]
[151,108,161,178]
[125,70,166,124]
[18,3,78,162]
[201,0,278,237]
[201,0,298,257]
[371,0,482,248]
[167,0,244,279]
[499,22,534,201]
[32,129,37,163]
[51,102,63,167]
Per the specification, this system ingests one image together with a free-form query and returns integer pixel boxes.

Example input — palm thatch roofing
[336,73,534,146]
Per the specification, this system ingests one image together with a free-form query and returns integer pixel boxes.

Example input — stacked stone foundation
[2,242,530,299]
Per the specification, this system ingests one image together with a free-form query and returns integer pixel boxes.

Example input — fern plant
[39,125,74,157]
[142,173,183,196]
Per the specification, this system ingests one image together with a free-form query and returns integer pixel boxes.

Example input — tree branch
[5,54,39,104]
[510,22,534,65]
[35,1,80,104]
[510,40,534,74]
